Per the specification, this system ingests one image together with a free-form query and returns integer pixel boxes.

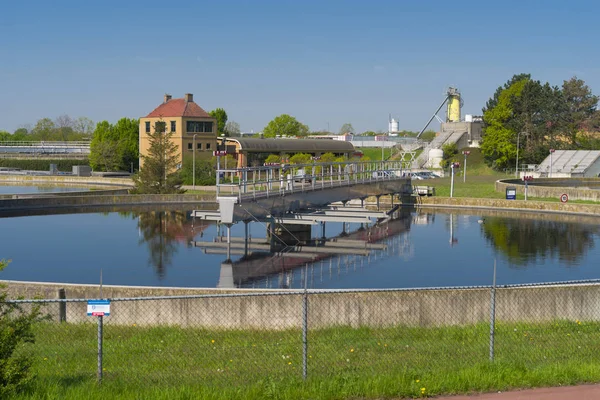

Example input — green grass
[358,147,393,161]
[426,174,509,199]
[13,320,600,399]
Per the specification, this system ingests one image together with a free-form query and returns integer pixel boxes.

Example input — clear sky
[1,0,598,134]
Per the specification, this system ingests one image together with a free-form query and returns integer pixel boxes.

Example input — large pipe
[416,95,449,138]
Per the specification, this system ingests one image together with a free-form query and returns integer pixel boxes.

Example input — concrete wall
[496,178,600,202]
[5,281,600,330]
[0,193,216,211]
[417,194,600,216]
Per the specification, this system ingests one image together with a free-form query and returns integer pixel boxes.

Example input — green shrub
[0,260,41,396]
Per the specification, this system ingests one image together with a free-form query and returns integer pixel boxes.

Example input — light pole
[549,148,555,178]
[192,134,198,189]
[450,162,459,198]
[515,131,522,178]
[462,151,470,183]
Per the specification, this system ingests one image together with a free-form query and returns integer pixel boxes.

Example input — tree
[74,117,95,139]
[483,73,531,115]
[339,123,355,135]
[89,121,120,171]
[264,154,281,164]
[54,114,74,141]
[89,118,139,172]
[480,77,528,170]
[31,118,55,141]
[0,260,40,397]
[225,121,241,137]
[209,108,228,136]
[562,77,599,145]
[0,131,10,141]
[12,128,29,141]
[361,131,378,136]
[262,114,309,138]
[289,152,311,164]
[113,117,140,172]
[179,157,216,186]
[132,120,184,194]
[440,143,459,168]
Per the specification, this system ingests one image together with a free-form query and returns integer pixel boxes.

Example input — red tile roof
[145,98,212,118]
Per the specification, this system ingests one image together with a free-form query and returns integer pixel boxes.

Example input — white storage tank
[428,148,444,168]
[465,114,473,122]
[389,118,399,133]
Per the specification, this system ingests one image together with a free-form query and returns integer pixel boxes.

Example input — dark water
[1,208,600,289]
[0,185,89,194]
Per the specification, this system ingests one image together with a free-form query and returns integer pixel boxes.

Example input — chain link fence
[8,279,600,388]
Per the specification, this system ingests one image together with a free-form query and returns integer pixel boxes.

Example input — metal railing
[215,160,411,201]
[7,279,600,387]
[0,141,91,154]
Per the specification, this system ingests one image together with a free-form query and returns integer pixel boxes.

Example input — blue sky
[1,0,598,134]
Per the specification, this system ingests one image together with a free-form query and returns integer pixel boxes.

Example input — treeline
[481,74,600,170]
[89,118,139,172]
[0,115,95,142]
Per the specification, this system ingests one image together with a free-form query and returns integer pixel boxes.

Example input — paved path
[432,384,600,399]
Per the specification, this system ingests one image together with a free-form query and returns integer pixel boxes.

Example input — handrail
[215,159,411,200]
[0,141,91,147]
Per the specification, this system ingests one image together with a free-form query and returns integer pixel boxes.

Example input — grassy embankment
[14,319,600,399]
[422,148,599,204]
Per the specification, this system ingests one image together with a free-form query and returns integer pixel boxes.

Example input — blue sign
[506,187,517,200]
[87,300,111,316]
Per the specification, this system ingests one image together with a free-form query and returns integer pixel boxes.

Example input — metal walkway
[202,159,413,223]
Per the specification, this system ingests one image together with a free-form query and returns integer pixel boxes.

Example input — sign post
[549,148,555,178]
[522,175,533,201]
[87,300,110,382]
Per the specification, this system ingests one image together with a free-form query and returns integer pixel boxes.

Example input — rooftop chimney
[164,94,172,103]
[184,93,193,102]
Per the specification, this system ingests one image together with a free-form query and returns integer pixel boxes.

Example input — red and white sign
[522,176,534,181]
[213,150,227,156]
[550,148,555,153]
[463,151,471,156]
[560,193,568,203]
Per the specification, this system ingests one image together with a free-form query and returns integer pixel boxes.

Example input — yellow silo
[446,87,461,122]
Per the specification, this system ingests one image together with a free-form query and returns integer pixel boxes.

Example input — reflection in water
[481,217,599,266]
[134,211,201,279]
[204,209,413,289]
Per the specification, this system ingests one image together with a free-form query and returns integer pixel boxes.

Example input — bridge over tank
[194,159,413,223]
[0,141,90,157]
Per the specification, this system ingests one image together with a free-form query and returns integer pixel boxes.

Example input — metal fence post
[98,315,104,382]
[302,265,309,380]
[58,288,66,323]
[489,259,497,362]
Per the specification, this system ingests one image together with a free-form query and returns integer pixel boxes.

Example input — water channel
[2,204,600,289]
[0,185,90,194]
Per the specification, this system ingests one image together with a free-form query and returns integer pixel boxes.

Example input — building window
[187,143,193,151]
[206,143,211,150]
[186,121,213,133]
[170,121,176,132]
[145,121,150,133]
[155,121,166,133]
[197,143,202,150]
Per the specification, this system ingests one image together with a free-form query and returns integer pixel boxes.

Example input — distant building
[139,93,217,167]
[308,133,353,141]
[532,150,600,178]
[221,137,355,168]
